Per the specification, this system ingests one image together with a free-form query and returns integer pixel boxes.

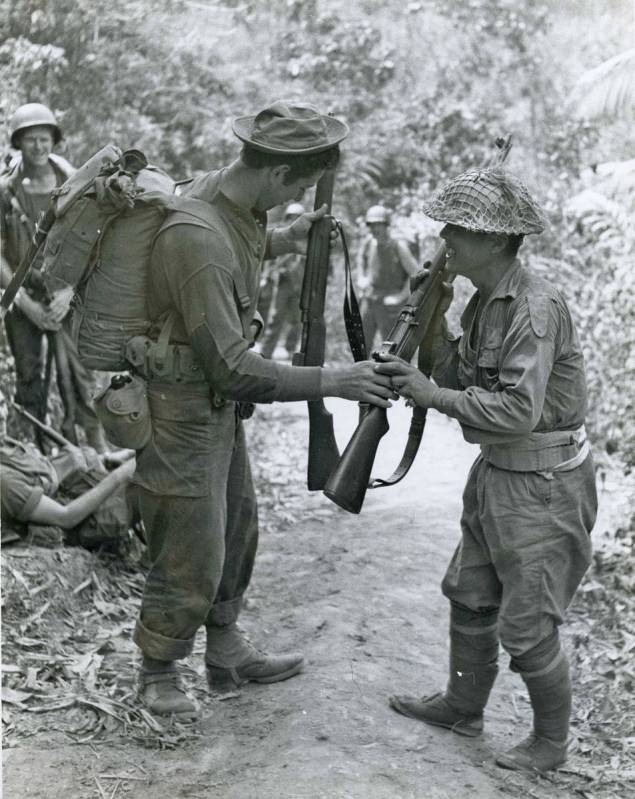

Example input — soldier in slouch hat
[130,101,395,719]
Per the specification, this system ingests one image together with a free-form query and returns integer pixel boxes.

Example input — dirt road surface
[2,399,605,798]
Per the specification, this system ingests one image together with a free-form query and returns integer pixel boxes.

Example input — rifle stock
[323,404,389,513]
[293,167,340,490]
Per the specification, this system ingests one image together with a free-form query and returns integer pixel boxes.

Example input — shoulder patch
[527,294,550,338]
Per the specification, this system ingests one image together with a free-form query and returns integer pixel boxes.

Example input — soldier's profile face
[18,126,54,167]
[275,168,323,209]
[440,223,493,278]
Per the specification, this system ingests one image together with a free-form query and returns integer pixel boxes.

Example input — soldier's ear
[489,233,508,254]
[270,164,291,185]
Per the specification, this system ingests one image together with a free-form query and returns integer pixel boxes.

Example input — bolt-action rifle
[323,136,512,513]
[292,167,340,491]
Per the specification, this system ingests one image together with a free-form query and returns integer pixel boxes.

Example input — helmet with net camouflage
[423,167,547,235]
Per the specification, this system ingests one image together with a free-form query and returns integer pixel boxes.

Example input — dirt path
[2,400,608,798]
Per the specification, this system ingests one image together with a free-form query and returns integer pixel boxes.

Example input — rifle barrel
[12,402,70,448]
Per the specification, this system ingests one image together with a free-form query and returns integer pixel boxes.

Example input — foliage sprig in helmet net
[423,168,548,235]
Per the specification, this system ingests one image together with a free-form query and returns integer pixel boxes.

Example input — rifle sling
[369,404,428,488]
[368,297,444,490]
[339,221,367,362]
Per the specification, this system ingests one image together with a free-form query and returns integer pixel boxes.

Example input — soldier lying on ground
[0,393,135,549]
[376,168,597,773]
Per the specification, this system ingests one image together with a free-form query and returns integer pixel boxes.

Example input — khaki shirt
[148,171,321,403]
[357,235,418,301]
[431,260,587,446]
[1,439,59,534]
[0,154,74,282]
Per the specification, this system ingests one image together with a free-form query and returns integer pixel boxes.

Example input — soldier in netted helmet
[376,167,597,774]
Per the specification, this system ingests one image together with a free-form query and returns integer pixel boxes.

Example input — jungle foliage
[1,0,633,475]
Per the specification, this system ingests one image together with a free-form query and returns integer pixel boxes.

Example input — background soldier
[0,103,107,450]
[357,204,419,352]
[130,101,395,720]
[377,168,597,773]
[259,201,305,360]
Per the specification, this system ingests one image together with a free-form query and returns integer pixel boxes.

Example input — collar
[185,169,267,231]
[487,258,524,302]
[4,153,74,193]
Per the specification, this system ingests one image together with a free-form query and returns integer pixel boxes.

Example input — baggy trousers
[441,454,597,659]
[132,385,258,661]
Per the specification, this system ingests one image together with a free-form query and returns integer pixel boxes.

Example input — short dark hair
[240,144,340,183]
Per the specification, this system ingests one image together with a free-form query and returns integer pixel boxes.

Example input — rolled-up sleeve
[1,470,44,522]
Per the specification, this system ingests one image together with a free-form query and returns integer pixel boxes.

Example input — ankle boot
[390,604,499,736]
[138,658,199,720]
[205,623,303,688]
[497,648,571,772]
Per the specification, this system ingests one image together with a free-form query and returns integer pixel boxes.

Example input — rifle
[323,136,512,513]
[13,402,71,448]
[292,167,341,491]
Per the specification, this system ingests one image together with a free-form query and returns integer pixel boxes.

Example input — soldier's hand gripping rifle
[323,136,512,513]
[292,167,341,491]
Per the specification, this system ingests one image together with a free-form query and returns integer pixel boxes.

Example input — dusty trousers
[132,386,259,661]
[441,453,597,659]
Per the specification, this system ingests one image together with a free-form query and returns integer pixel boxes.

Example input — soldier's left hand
[284,204,338,255]
[374,354,439,408]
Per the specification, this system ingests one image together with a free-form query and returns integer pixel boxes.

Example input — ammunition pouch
[94,375,152,450]
[123,312,255,420]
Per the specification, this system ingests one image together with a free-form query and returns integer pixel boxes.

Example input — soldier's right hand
[20,296,62,331]
[322,361,397,408]
[63,444,89,474]
[410,265,454,315]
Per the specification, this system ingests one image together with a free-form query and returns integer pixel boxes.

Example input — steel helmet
[423,167,547,235]
[365,205,390,224]
[285,202,306,217]
[9,103,62,149]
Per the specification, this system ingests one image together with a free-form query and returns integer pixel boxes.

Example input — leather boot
[205,623,303,689]
[390,604,499,737]
[389,692,484,737]
[138,659,199,720]
[497,645,571,772]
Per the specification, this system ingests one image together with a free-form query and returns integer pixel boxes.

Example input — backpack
[38,146,201,371]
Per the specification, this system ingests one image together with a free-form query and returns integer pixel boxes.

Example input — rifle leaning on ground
[292,167,341,491]
[323,136,512,514]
